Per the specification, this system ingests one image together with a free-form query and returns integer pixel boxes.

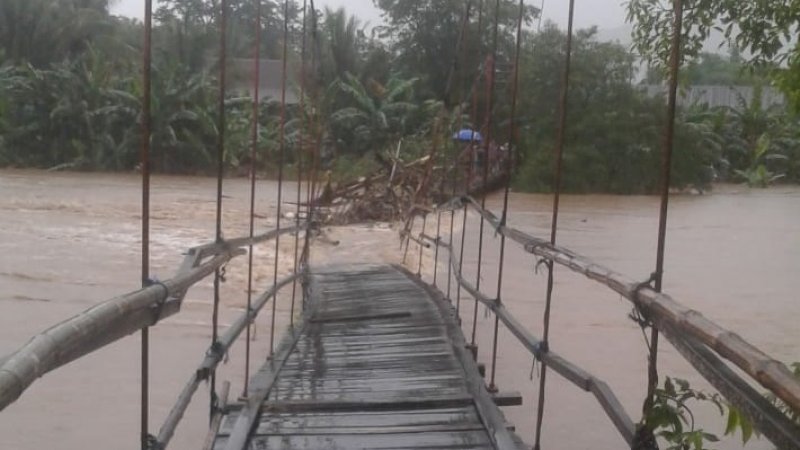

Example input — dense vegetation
[0,0,798,192]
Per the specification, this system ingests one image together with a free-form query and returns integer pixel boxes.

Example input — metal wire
[140,0,152,447]
[302,0,318,275]
[488,0,525,394]
[290,0,308,327]
[471,0,498,350]
[270,0,290,356]
[640,0,685,440]
[211,0,228,418]
[243,0,262,398]
[466,0,484,350]
[534,0,575,447]
[444,1,473,301]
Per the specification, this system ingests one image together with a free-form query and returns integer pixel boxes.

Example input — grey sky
[110,0,630,30]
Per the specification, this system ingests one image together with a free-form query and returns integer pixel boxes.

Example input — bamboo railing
[405,196,800,449]
[0,226,305,413]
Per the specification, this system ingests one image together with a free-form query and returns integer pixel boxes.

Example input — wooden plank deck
[213,264,524,450]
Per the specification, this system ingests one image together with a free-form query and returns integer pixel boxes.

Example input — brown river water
[0,169,798,449]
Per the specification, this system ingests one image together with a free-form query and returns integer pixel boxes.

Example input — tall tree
[627,0,800,112]
[0,0,112,67]
[373,0,539,105]
[320,7,363,80]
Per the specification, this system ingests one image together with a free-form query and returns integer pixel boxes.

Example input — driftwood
[313,149,507,224]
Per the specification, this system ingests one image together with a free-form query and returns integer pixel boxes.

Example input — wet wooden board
[214,264,523,450]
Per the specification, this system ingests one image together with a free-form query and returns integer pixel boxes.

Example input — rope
[269,0,290,356]
[139,1,153,447]
[534,0,576,447]
[243,0,263,399]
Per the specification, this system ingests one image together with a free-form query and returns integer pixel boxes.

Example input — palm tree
[321,7,363,80]
[329,73,419,155]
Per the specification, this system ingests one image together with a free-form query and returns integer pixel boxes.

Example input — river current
[0,169,797,449]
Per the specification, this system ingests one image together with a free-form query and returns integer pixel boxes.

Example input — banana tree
[329,73,419,156]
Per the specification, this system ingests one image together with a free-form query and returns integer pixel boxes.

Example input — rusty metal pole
[211,0,228,417]
[243,0,262,399]
[488,0,524,395]
[140,0,153,447]
[302,0,318,278]
[290,0,308,326]
[445,0,473,304]
[534,0,575,447]
[471,0,499,353]
[270,0,290,356]
[636,1,684,447]
[466,0,484,354]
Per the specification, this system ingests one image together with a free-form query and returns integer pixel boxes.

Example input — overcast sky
[109,0,630,31]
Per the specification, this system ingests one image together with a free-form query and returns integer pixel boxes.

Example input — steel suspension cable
[636,0,684,447]
[243,0,262,398]
[290,0,308,326]
[533,0,575,447]
[211,0,228,417]
[470,0,500,351]
[140,0,153,447]
[488,0,525,394]
[269,0,290,356]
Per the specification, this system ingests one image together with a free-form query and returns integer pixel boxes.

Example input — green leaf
[724,407,739,436]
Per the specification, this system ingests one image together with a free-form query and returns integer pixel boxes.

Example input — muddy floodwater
[0,169,798,449]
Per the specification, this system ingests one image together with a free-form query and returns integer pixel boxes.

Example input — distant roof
[228,59,299,104]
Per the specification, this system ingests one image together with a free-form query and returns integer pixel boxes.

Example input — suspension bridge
[1,0,799,449]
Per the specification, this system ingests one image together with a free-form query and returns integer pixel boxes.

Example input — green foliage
[627,0,800,113]
[329,73,419,156]
[0,0,112,67]
[374,0,540,105]
[646,377,725,450]
[646,364,800,450]
[733,135,788,187]
[512,24,716,194]
[0,0,798,192]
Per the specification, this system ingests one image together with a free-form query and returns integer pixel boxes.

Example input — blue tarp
[452,129,483,142]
